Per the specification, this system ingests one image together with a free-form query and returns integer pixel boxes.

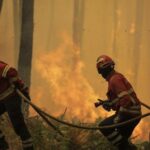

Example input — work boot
[117,142,137,150]
[22,137,34,150]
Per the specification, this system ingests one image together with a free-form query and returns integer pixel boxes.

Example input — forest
[0,0,150,149]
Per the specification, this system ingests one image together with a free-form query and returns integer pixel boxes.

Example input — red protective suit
[106,71,141,116]
[99,70,141,149]
[0,61,26,100]
[97,55,141,149]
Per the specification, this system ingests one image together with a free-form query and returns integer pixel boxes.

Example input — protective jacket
[106,70,141,116]
[0,61,26,101]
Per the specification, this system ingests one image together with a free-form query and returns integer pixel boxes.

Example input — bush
[0,115,148,150]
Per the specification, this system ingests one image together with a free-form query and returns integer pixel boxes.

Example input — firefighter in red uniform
[95,55,141,150]
[0,61,34,150]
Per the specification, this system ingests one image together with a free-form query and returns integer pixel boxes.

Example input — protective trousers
[99,114,140,150]
[0,94,34,150]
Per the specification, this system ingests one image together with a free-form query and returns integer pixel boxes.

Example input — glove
[114,115,121,123]
[13,81,21,89]
[22,88,31,101]
[102,100,112,111]
[94,99,104,108]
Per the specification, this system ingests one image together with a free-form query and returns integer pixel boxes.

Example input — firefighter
[96,55,141,150]
[0,61,34,150]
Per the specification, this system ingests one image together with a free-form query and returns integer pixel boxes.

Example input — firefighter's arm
[111,77,132,109]
[2,65,30,99]
[102,100,112,111]
[6,67,26,89]
[94,99,112,111]
[111,77,132,123]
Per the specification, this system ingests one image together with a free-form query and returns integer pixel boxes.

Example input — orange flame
[133,119,150,142]
[31,33,107,122]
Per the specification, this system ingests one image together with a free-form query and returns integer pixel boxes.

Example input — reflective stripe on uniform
[107,130,119,140]
[22,138,33,148]
[118,91,128,98]
[23,143,33,148]
[110,87,141,115]
[130,105,141,110]
[0,85,15,101]
[119,106,141,115]
[9,77,18,83]
[22,138,33,144]
[111,88,135,105]
[111,97,119,105]
[129,95,136,105]
[118,88,134,98]
[2,65,10,78]
[111,134,122,145]
[22,85,28,91]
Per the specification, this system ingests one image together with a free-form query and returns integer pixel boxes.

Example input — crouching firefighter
[95,55,141,150]
[0,61,34,150]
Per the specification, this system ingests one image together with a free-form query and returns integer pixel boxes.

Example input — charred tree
[18,0,34,87]
[0,0,3,14]
[12,0,22,66]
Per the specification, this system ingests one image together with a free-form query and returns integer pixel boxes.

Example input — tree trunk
[12,0,22,66]
[112,0,118,58]
[0,0,3,14]
[46,0,54,51]
[18,0,34,87]
[73,0,85,48]
[72,0,85,71]
[132,0,144,87]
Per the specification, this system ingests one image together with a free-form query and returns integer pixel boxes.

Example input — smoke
[31,33,107,122]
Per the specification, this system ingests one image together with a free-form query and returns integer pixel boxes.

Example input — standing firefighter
[95,55,141,150]
[0,61,34,150]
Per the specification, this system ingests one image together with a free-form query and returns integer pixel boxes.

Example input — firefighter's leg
[0,131,9,150]
[5,95,34,150]
[0,101,9,150]
[99,114,123,147]
[117,116,141,150]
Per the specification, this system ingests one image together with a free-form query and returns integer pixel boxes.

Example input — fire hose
[29,102,64,137]
[16,89,150,136]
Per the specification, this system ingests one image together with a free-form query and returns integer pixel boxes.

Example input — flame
[133,119,150,142]
[31,33,107,122]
